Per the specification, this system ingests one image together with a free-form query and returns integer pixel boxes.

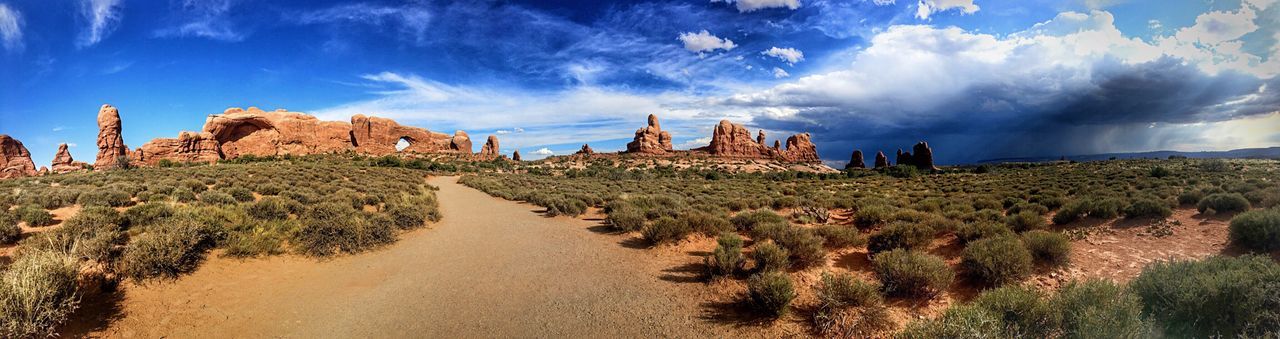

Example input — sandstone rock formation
[37,167,49,176]
[0,135,37,179]
[846,150,865,169]
[350,114,460,155]
[204,107,354,158]
[478,135,500,159]
[135,131,222,166]
[700,120,821,163]
[874,151,889,169]
[911,141,937,170]
[625,114,673,154]
[450,131,473,154]
[95,104,131,170]
[782,133,819,162]
[575,144,595,155]
[512,150,522,161]
[757,130,766,145]
[895,149,913,168]
[51,143,87,173]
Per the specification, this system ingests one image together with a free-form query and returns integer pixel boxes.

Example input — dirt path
[77,176,732,338]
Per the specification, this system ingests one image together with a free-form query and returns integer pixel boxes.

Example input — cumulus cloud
[915,0,979,20]
[153,0,245,41]
[711,0,801,12]
[772,67,790,78]
[678,30,736,53]
[532,148,554,155]
[77,0,124,48]
[717,7,1279,162]
[296,3,432,44]
[0,4,21,52]
[762,47,804,65]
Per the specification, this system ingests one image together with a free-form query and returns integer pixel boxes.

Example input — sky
[1,0,1278,167]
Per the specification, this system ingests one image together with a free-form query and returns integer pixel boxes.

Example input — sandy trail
[77,176,728,338]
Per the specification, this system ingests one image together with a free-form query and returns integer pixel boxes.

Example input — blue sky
[1,0,1278,167]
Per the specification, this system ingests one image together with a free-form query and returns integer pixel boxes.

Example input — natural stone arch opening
[395,137,413,152]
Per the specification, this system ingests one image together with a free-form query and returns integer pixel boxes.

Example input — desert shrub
[606,206,646,232]
[748,221,790,241]
[247,197,292,221]
[872,249,953,298]
[543,197,588,217]
[1083,197,1124,219]
[293,202,389,257]
[16,205,53,227]
[1197,193,1250,214]
[882,165,919,178]
[382,203,426,230]
[223,219,294,257]
[0,249,80,338]
[970,285,1058,338]
[731,209,786,231]
[1053,200,1087,225]
[1244,188,1280,208]
[26,206,125,264]
[1200,159,1230,172]
[1022,230,1071,266]
[816,271,882,308]
[1008,202,1050,216]
[171,187,197,203]
[1124,198,1172,219]
[747,271,796,317]
[815,224,865,248]
[1005,210,1045,232]
[1228,209,1280,252]
[961,236,1033,286]
[124,202,174,227]
[120,215,218,281]
[77,188,132,207]
[954,221,1012,244]
[199,191,236,205]
[752,241,790,272]
[221,187,255,202]
[776,228,826,268]
[0,212,18,244]
[680,210,733,236]
[867,221,932,255]
[854,204,893,228]
[705,233,744,278]
[641,216,690,245]
[180,178,207,192]
[34,189,80,209]
[1149,165,1173,178]
[1178,189,1206,205]
[256,183,285,196]
[1052,279,1152,338]
[1130,255,1280,337]
[898,305,1003,338]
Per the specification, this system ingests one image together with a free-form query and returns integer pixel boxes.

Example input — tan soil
[67,176,768,338]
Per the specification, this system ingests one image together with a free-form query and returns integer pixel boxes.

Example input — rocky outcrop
[874,151,889,169]
[512,150,522,161]
[625,114,673,154]
[757,130,766,145]
[203,107,353,158]
[37,167,49,176]
[575,144,595,155]
[450,131,473,154]
[846,150,865,169]
[51,143,87,173]
[700,120,820,163]
[478,135,500,159]
[95,104,131,170]
[0,135,37,179]
[350,114,459,155]
[911,141,937,170]
[135,131,222,166]
[782,133,819,162]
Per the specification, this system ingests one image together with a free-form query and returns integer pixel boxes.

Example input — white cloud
[297,3,432,44]
[679,136,713,149]
[678,30,736,53]
[711,0,801,12]
[772,67,790,78]
[52,126,65,132]
[532,148,554,155]
[0,4,22,52]
[1245,0,1275,10]
[153,0,245,41]
[762,47,804,65]
[1147,19,1161,30]
[1172,7,1258,45]
[65,143,78,148]
[915,0,979,20]
[77,0,124,48]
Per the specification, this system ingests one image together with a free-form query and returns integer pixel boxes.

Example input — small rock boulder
[0,134,37,179]
[575,144,595,155]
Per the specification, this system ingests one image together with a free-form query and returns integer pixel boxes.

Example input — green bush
[247,197,292,221]
[961,236,1033,286]
[222,187,255,202]
[0,212,18,244]
[1124,198,1172,219]
[1228,209,1280,252]
[854,205,893,228]
[1197,193,1251,215]
[1052,279,1152,338]
[76,188,133,207]
[731,209,787,231]
[1149,166,1172,178]
[1005,210,1045,232]
[752,241,790,272]
[1022,230,1071,266]
[121,215,217,281]
[955,221,1012,244]
[970,285,1058,338]
[898,305,1002,338]
[747,271,796,317]
[16,205,53,227]
[680,210,733,236]
[0,249,80,338]
[199,191,237,205]
[705,233,744,278]
[641,216,690,245]
[1130,255,1280,337]
[872,249,953,298]
[293,202,391,257]
[816,271,882,308]
[867,221,933,254]
[776,228,826,268]
[124,202,174,227]
[815,224,865,248]
[607,206,646,232]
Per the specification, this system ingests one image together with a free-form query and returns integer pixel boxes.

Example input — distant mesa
[694,119,819,163]
[350,113,461,156]
[0,134,37,179]
[576,144,595,155]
